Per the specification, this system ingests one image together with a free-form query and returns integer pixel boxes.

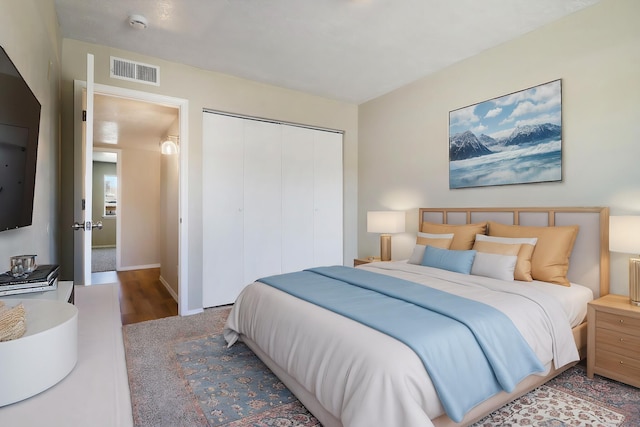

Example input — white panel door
[202,113,245,307]
[281,126,315,272]
[243,120,283,284]
[313,131,343,266]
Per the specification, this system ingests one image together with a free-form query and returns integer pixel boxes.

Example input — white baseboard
[117,263,160,271]
[159,275,178,303]
[180,307,204,316]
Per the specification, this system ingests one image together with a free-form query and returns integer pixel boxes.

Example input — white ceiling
[92,94,178,152]
[54,0,600,104]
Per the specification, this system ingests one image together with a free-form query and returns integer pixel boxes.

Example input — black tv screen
[0,45,41,232]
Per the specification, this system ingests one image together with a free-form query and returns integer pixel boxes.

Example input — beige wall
[160,154,179,295]
[0,1,61,268]
[160,118,180,296]
[60,39,359,311]
[358,0,640,295]
[119,148,161,269]
[91,161,117,247]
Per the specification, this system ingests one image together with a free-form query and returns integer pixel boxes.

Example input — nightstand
[354,257,381,267]
[587,294,640,388]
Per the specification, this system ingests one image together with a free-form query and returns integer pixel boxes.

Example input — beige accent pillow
[487,221,579,286]
[420,222,487,250]
[474,234,537,282]
[472,240,522,256]
[409,233,455,265]
[416,232,454,249]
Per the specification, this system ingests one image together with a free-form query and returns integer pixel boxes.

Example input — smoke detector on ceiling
[128,14,148,30]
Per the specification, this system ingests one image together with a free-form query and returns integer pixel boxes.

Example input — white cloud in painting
[514,112,561,127]
[494,80,560,108]
[499,116,515,126]
[510,96,560,118]
[494,90,530,107]
[484,107,502,118]
[472,123,488,134]
[449,104,479,127]
[530,80,561,103]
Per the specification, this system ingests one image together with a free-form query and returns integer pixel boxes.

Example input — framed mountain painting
[449,79,562,189]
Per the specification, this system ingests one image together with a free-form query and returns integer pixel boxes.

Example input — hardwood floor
[97,268,178,325]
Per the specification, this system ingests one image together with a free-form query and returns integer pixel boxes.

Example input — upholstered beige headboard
[419,207,610,298]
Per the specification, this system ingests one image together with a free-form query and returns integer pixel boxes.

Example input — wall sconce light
[367,211,405,261]
[160,135,179,155]
[609,215,640,306]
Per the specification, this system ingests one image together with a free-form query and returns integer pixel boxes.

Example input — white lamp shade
[367,211,405,234]
[610,216,640,254]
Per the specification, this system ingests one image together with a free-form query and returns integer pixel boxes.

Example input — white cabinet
[202,112,343,308]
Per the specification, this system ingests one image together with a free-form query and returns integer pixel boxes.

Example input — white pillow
[474,234,538,246]
[418,232,455,239]
[471,252,518,281]
[408,244,427,265]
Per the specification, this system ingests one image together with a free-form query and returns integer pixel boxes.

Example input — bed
[224,207,610,426]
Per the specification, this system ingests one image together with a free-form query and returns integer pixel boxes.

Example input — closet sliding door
[202,113,245,307]
[202,111,343,308]
[243,120,282,285]
[281,126,315,272]
[313,130,343,267]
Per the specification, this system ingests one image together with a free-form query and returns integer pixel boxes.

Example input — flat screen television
[0,45,41,232]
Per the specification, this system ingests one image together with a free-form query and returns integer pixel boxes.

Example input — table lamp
[609,216,640,306]
[367,211,405,261]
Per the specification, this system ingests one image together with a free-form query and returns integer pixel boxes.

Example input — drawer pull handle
[619,319,624,323]
[620,361,624,365]
[620,338,624,342]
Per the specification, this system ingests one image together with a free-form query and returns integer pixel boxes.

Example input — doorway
[91,149,120,285]
[73,81,190,315]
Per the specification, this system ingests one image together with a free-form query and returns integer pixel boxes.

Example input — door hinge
[82,110,87,122]
[82,199,86,210]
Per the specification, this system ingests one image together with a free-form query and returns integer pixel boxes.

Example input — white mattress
[224,262,581,427]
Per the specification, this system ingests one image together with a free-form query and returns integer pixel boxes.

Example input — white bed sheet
[379,261,594,328]
[224,262,580,427]
[524,279,593,328]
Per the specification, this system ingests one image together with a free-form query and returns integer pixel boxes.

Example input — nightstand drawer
[595,347,640,378]
[595,327,640,356]
[597,311,640,335]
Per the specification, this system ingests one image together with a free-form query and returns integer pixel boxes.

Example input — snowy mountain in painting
[478,133,500,149]
[449,131,493,161]
[503,123,561,146]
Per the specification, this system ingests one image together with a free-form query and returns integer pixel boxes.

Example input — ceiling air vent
[110,56,160,86]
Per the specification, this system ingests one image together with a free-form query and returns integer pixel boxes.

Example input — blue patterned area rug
[176,335,320,427]
[176,334,639,427]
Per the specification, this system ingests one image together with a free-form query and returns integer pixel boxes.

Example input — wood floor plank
[114,268,178,325]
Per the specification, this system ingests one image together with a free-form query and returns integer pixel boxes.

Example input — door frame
[73,81,191,316]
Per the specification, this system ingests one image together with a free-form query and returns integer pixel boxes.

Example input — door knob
[72,221,103,231]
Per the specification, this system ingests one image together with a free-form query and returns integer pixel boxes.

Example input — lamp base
[631,257,640,306]
[380,234,392,262]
